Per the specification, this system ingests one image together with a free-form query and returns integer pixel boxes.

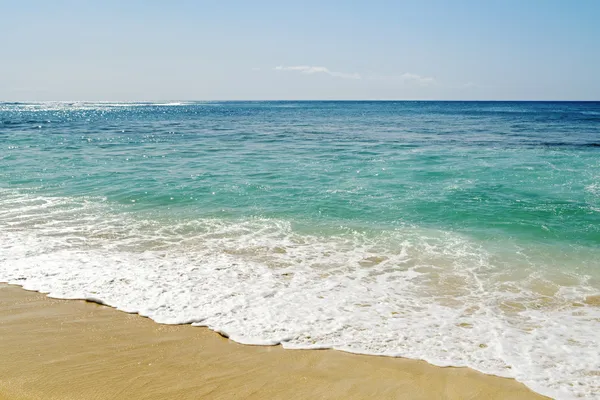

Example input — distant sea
[1,101,599,399]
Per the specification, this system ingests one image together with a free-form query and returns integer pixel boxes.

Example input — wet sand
[0,284,547,400]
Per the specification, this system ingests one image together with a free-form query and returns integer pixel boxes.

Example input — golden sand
[0,284,547,400]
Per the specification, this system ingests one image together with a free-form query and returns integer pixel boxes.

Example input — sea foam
[0,190,599,399]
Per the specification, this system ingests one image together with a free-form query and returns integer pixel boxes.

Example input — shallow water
[1,101,599,399]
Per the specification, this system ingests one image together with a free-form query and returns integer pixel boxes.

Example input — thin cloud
[368,72,436,85]
[273,66,435,84]
[399,73,435,85]
[274,65,361,80]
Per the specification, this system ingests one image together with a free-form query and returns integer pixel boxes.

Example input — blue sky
[1,0,599,100]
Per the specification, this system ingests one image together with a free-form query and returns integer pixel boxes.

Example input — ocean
[1,101,599,399]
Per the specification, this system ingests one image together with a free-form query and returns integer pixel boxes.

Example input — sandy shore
[0,284,547,400]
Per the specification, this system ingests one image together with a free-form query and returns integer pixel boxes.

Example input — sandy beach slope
[0,284,548,400]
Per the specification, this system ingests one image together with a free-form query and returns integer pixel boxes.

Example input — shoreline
[0,283,547,400]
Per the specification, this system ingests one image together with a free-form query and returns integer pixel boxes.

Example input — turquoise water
[2,101,599,243]
[1,101,599,398]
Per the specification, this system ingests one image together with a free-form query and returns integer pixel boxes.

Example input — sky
[1,0,599,101]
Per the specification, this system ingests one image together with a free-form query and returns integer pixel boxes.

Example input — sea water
[1,101,599,399]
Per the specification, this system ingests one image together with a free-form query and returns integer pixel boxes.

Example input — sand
[0,284,547,400]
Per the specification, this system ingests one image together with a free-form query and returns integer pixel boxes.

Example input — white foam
[0,190,599,399]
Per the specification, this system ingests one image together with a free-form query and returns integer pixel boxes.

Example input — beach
[1,101,599,399]
[0,283,547,400]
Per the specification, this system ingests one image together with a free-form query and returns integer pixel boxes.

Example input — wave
[0,190,599,399]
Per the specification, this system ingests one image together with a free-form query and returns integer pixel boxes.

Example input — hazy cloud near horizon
[274,66,361,80]
[1,1,599,101]
[272,66,436,86]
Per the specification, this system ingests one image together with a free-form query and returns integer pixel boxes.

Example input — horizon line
[2,99,599,103]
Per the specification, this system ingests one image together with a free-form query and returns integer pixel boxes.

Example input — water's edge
[0,281,550,399]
